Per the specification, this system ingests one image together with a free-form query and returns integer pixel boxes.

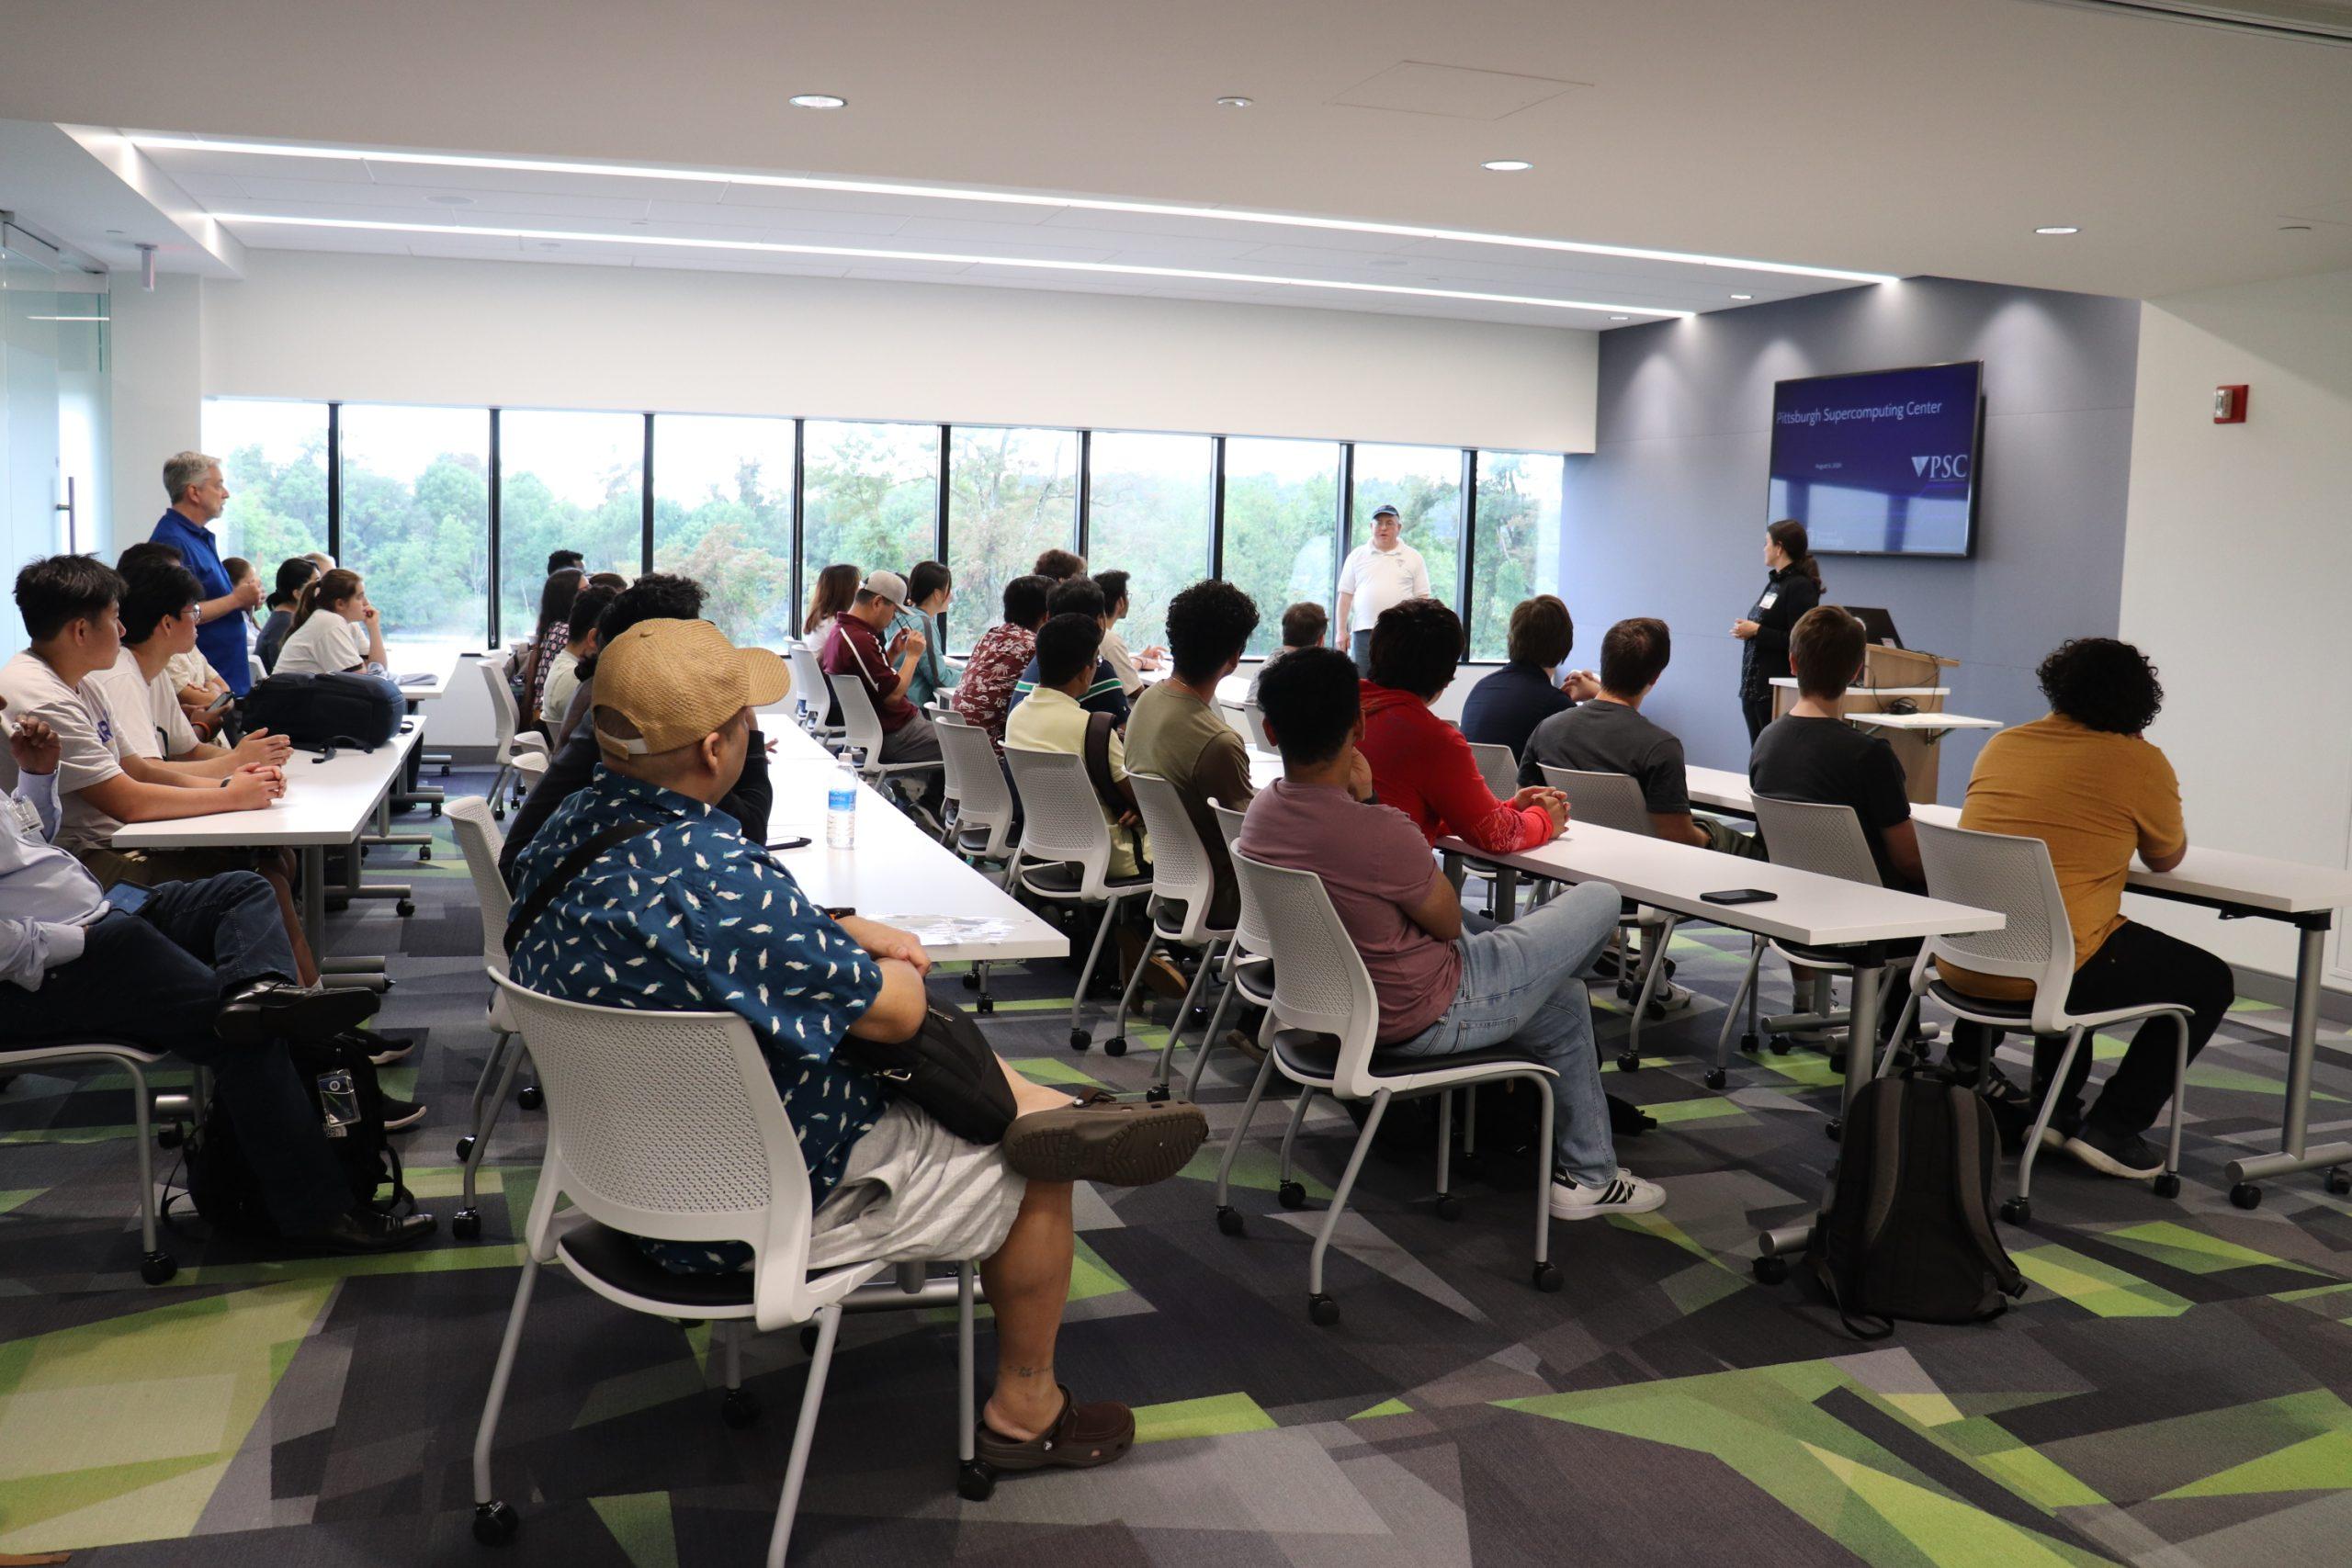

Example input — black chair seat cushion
[1271,1027,1545,1081]
[1021,861,1152,896]
[559,1221,754,1309]
[1926,976,2034,1021]
[1777,934,1925,969]
[1231,956,1274,1001]
[956,826,999,853]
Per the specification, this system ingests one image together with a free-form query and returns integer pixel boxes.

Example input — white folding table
[1686,764,2352,1201]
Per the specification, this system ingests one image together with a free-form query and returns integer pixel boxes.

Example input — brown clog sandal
[1001,1095,1208,1186]
[976,1387,1135,1472]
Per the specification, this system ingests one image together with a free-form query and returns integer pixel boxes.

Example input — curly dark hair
[1164,579,1260,682]
[1256,646,1361,766]
[2037,637,2164,734]
[1365,596,1464,700]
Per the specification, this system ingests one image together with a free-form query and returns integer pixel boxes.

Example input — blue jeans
[1383,880,1623,1187]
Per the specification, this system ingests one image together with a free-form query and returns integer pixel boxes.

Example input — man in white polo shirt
[1335,503,1430,674]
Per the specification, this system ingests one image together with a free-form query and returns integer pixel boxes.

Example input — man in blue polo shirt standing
[150,451,265,696]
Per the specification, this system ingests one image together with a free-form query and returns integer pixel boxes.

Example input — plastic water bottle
[317,1068,360,1140]
[827,755,858,849]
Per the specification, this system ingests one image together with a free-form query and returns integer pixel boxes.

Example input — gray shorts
[805,1100,1027,1271]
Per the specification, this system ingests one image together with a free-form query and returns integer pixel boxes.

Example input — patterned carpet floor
[5,769,2352,1565]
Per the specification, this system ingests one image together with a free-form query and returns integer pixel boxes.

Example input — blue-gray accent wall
[1564,276,2141,800]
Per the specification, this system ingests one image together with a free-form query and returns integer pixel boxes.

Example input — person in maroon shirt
[820,570,943,793]
[1356,597,1566,856]
[953,574,1051,750]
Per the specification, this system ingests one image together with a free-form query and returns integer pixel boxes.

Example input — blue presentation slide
[1767,362,1981,556]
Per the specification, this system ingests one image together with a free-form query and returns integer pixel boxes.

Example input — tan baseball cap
[592,618,789,757]
[860,570,909,610]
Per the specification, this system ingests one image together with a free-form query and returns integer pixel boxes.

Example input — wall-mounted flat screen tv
[1767,361,1983,558]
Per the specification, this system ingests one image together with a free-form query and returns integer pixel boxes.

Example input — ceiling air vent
[2021,1,2352,44]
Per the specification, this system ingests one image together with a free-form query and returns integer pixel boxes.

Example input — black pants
[0,873,348,1233]
[1953,920,2233,1138]
[1742,693,1774,746]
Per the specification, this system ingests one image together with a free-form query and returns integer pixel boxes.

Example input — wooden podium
[1771,644,1965,804]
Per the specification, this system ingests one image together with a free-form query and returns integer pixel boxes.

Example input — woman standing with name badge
[1733,518,1823,745]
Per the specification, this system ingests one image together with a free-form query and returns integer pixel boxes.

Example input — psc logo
[1910,454,1970,480]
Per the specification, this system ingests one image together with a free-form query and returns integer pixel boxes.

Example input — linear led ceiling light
[129,133,1897,285]
[205,213,1692,317]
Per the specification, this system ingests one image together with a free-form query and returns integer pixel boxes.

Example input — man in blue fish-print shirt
[511,616,1209,1480]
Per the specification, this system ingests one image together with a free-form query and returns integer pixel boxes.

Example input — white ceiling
[4,0,2348,323]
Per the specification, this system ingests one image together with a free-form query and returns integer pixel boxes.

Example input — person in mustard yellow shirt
[1939,638,2232,1180]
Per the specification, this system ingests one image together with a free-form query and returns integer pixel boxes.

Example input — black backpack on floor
[1804,1077,2026,1338]
[243,671,405,750]
[183,1032,412,1236]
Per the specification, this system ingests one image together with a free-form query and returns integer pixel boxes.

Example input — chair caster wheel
[1826,1051,1848,1075]
[1216,1205,1247,1237]
[456,1135,476,1161]
[1704,1068,1728,1090]
[156,1123,183,1151]
[1751,1255,1789,1285]
[963,972,980,990]
[1825,1119,1842,1143]
[419,846,432,860]
[721,1388,760,1428]
[2327,1168,2352,1197]
[396,901,416,918]
[1532,1261,1563,1292]
[1770,1034,1793,1055]
[976,997,994,1015]
[1069,1030,1091,1052]
[431,804,443,818]
[2000,1197,2030,1224]
[516,1085,544,1111]
[140,1250,178,1286]
[1740,1032,1761,1055]
[1276,1180,1306,1210]
[1434,1193,1464,1221]
[1144,1084,1170,1103]
[452,1208,482,1240]
[2231,1181,2262,1211]
[1615,1053,1641,1073]
[1102,1036,1127,1058]
[1307,1292,1340,1327]
[473,1501,520,1546]
[956,1460,998,1502]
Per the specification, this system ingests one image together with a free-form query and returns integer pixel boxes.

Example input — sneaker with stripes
[1548,1168,1667,1221]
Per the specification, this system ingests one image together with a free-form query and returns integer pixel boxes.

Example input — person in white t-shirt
[274,568,389,678]
[1335,503,1430,674]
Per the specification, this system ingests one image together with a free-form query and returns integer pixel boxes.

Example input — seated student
[1356,597,1566,856]
[952,573,1050,748]
[586,570,628,591]
[1003,578,1130,728]
[0,697,432,1253]
[255,557,319,674]
[1522,616,1757,857]
[510,615,1207,1469]
[1238,648,1665,1219]
[1940,637,2231,1179]
[537,581,616,733]
[800,562,861,641]
[546,548,585,576]
[1032,547,1086,583]
[1125,579,1259,930]
[1091,570,1163,697]
[274,569,389,677]
[890,560,961,711]
[1750,605,1922,890]
[500,573,772,883]
[1246,601,1326,705]
[1006,614,1148,883]
[517,568,586,728]
[819,570,944,790]
[117,540,234,741]
[1460,594,1599,761]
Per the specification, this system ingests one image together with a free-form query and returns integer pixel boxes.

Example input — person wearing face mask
[1732,518,1824,744]
[1334,503,1430,675]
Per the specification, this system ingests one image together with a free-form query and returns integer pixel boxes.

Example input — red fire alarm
[2213,384,2249,423]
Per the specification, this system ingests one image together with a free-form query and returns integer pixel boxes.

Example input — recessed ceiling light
[425,194,474,207]
[209,212,1694,319]
[788,94,846,109]
[1730,292,1753,299]
[1215,96,1253,107]
[2034,225,2080,235]
[1482,159,1533,173]
[1609,314,1630,321]
[141,134,1898,284]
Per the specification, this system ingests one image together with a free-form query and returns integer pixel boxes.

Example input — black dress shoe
[215,981,380,1044]
[380,1096,427,1132]
[282,1207,436,1255]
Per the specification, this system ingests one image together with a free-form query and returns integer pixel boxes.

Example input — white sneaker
[1550,1168,1667,1221]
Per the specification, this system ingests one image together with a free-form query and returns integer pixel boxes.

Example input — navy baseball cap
[1372,503,1400,520]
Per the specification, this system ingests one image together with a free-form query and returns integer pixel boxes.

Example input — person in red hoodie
[1358,597,1567,855]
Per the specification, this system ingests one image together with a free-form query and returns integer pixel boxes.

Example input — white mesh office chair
[248,651,267,687]
[1003,746,1155,1054]
[1883,820,2192,1223]
[1189,800,1276,1098]
[929,711,1012,1015]
[0,1040,175,1284]
[1539,764,1682,1072]
[1238,701,1275,754]
[1116,773,1237,1099]
[447,796,542,1240]
[784,640,845,749]
[478,657,548,820]
[1467,742,1521,802]
[828,672,944,830]
[1213,852,1563,1325]
[471,974,989,1564]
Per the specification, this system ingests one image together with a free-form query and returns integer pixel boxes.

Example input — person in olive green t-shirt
[1939,638,2232,1181]
[1123,580,1261,931]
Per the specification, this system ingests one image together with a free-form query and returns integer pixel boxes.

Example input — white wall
[2118,266,2352,987]
[200,251,1598,452]
[103,271,203,547]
